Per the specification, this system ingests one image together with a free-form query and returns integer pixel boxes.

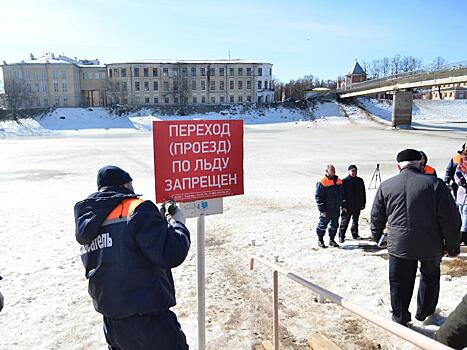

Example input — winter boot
[338,235,345,243]
[318,238,327,248]
[329,239,340,248]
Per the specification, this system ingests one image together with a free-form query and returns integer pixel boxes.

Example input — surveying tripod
[368,163,382,189]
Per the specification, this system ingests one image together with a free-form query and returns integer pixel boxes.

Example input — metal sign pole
[197,214,206,350]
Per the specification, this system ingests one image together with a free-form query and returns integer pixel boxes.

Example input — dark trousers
[388,255,441,324]
[104,310,189,350]
[316,209,340,240]
[339,210,360,238]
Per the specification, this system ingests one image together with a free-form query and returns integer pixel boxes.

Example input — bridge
[337,63,467,127]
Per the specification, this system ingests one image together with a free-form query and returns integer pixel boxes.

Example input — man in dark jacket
[436,293,467,349]
[339,164,366,242]
[371,149,461,326]
[315,164,345,248]
[74,165,190,350]
[445,143,464,198]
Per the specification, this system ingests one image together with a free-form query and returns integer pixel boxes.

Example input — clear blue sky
[1,0,467,83]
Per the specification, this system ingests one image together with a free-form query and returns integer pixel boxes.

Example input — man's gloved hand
[160,200,186,225]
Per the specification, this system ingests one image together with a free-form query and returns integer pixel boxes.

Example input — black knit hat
[348,164,357,171]
[396,149,422,163]
[97,165,132,189]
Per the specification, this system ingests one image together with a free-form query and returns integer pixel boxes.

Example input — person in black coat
[339,164,366,242]
[371,149,461,326]
[436,293,467,349]
[74,166,190,350]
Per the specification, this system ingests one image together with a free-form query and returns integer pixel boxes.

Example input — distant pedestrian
[445,143,464,198]
[339,164,366,242]
[315,165,345,248]
[419,151,437,176]
[74,165,190,350]
[371,149,461,326]
[454,151,467,246]
[0,276,3,313]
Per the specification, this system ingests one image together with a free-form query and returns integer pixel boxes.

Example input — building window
[201,96,206,103]
[269,68,272,75]
[238,80,243,90]
[34,71,38,79]
[43,98,48,106]
[134,68,140,77]
[164,97,169,104]
[63,97,68,106]
[153,81,159,91]
[62,83,67,92]
[258,81,262,89]
[154,97,159,104]
[209,67,215,76]
[238,96,243,103]
[163,81,169,91]
[191,67,196,76]
[210,96,215,104]
[230,96,234,103]
[264,81,268,89]
[122,82,127,91]
[42,70,47,79]
[192,80,196,90]
[34,83,39,92]
[229,67,234,76]
[181,67,187,76]
[114,69,120,78]
[220,81,225,90]
[135,81,140,92]
[143,68,149,77]
[258,68,262,76]
[247,80,251,90]
[173,81,179,91]
[247,95,252,102]
[238,68,243,76]
[219,68,225,76]
[220,96,225,103]
[42,83,47,92]
[192,96,197,103]
[121,68,127,77]
[53,83,59,93]
[61,70,66,78]
[153,68,158,77]
[144,81,149,91]
[144,97,150,104]
[52,71,57,79]
[163,68,169,77]
[201,80,206,90]
[230,80,234,90]
[201,67,206,76]
[174,97,179,104]
[210,81,215,91]
[55,98,60,106]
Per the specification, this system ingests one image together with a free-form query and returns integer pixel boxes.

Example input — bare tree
[106,80,128,106]
[391,54,401,75]
[430,56,447,71]
[3,78,30,119]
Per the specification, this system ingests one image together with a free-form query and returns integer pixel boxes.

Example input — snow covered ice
[0,101,466,349]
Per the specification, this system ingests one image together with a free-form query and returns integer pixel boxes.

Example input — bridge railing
[249,255,454,350]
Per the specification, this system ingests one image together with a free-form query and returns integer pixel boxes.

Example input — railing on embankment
[249,255,454,350]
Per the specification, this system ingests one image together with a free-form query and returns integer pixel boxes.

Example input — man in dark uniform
[315,164,345,248]
[339,164,366,242]
[445,144,464,198]
[74,165,190,350]
[371,149,460,326]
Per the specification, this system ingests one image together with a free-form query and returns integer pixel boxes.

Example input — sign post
[153,120,244,350]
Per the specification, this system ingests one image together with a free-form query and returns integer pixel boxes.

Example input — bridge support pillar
[392,90,413,127]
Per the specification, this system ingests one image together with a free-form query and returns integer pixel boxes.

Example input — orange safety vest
[423,164,436,175]
[102,198,144,227]
[320,177,342,187]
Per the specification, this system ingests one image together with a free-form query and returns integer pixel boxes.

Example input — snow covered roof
[349,61,366,75]
[2,54,104,67]
[106,59,272,66]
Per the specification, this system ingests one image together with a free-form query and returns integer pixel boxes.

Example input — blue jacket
[74,186,190,319]
[445,153,461,184]
[315,175,344,212]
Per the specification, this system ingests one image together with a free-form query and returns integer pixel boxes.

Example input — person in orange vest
[74,165,190,350]
[445,144,464,198]
[419,151,437,176]
[315,165,346,248]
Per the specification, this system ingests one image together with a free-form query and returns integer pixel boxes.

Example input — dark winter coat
[315,175,343,213]
[74,186,190,319]
[436,294,467,350]
[370,166,461,260]
[341,175,366,213]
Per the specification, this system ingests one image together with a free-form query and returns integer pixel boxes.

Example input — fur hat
[97,165,132,189]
